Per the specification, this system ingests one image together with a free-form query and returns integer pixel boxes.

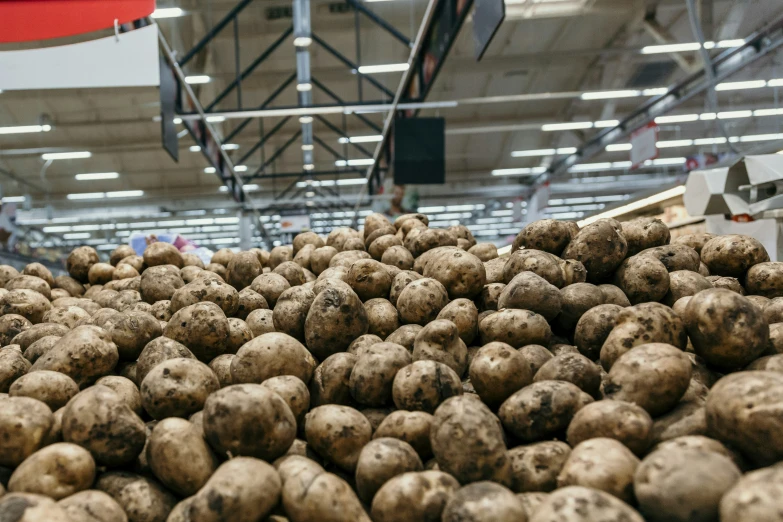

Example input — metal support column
[294,0,314,172]
[238,210,253,250]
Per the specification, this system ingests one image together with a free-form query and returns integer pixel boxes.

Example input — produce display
[0,213,782,522]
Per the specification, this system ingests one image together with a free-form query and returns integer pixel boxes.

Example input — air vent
[626,61,677,88]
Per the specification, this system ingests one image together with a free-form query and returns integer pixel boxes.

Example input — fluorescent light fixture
[234,165,248,172]
[185,75,211,84]
[715,80,766,91]
[339,135,384,144]
[754,108,783,116]
[43,225,71,233]
[67,192,104,200]
[578,186,685,226]
[297,83,312,92]
[204,167,216,174]
[606,143,632,151]
[693,137,727,145]
[570,162,613,172]
[0,124,52,135]
[106,190,144,198]
[648,157,686,165]
[335,159,375,167]
[222,143,240,150]
[738,133,783,142]
[2,196,25,203]
[293,36,312,47]
[657,139,693,148]
[174,117,182,124]
[642,88,669,96]
[716,39,745,48]
[303,164,315,171]
[357,63,409,74]
[581,90,640,100]
[717,110,753,119]
[336,178,367,185]
[492,167,547,176]
[641,42,702,54]
[305,191,315,197]
[64,233,91,240]
[301,144,314,151]
[541,121,593,131]
[151,7,184,18]
[511,147,578,157]
[299,116,313,124]
[612,161,633,168]
[594,120,620,128]
[41,151,91,160]
[768,79,783,87]
[206,116,225,123]
[75,172,119,181]
[218,184,259,192]
[700,113,717,120]
[189,145,201,152]
[654,114,699,124]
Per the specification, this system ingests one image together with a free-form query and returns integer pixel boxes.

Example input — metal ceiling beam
[177,0,256,67]
[344,0,412,48]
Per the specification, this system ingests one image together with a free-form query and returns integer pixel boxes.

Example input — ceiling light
[75,172,119,181]
[578,186,685,226]
[67,192,104,200]
[611,161,633,168]
[305,191,315,197]
[654,114,699,124]
[42,225,70,233]
[42,151,91,160]
[339,135,384,144]
[297,83,313,92]
[189,145,201,152]
[335,158,375,167]
[303,164,315,170]
[357,63,409,74]
[64,232,91,239]
[306,201,314,206]
[302,144,314,151]
[580,90,641,100]
[693,137,727,145]
[657,139,693,148]
[594,120,620,128]
[299,116,313,124]
[717,110,753,119]
[511,148,556,157]
[570,162,613,172]
[222,143,240,150]
[642,88,669,96]
[606,143,632,151]
[768,79,783,87]
[0,124,52,135]
[174,117,182,124]
[242,184,260,191]
[648,157,686,165]
[738,133,783,142]
[336,178,367,185]
[204,167,216,174]
[234,165,248,172]
[754,108,783,116]
[716,39,745,48]
[541,122,593,131]
[151,7,184,18]
[700,113,717,120]
[492,167,547,176]
[106,190,144,198]
[293,36,312,47]
[206,116,225,123]
[1,196,25,204]
[185,75,211,84]
[641,42,702,54]
[715,80,766,91]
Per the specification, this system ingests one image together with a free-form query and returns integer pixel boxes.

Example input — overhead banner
[0,24,160,90]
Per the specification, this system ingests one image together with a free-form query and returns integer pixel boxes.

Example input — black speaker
[393,117,445,185]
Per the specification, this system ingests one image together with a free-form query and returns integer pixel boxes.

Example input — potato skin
[305,404,371,472]
[0,396,53,467]
[613,254,670,304]
[498,272,562,321]
[720,462,783,522]
[479,308,552,348]
[104,311,162,361]
[441,481,525,522]
[431,395,511,485]
[468,243,499,262]
[663,270,713,306]
[304,285,368,360]
[534,353,601,398]
[374,410,434,460]
[621,217,670,256]
[62,385,146,466]
[170,276,239,316]
[563,219,628,283]
[146,418,218,496]
[499,381,593,442]
[95,471,177,522]
[259,375,310,428]
[396,277,449,325]
[556,438,639,503]
[530,486,644,522]
[702,234,769,277]
[371,470,460,522]
[513,219,574,255]
[0,493,74,521]
[350,342,411,407]
[567,400,652,456]
[355,437,423,504]
[30,325,119,387]
[67,246,100,283]
[141,358,219,420]
[226,250,263,289]
[1,288,52,324]
[139,265,184,304]
[203,383,296,461]
[272,286,315,341]
[9,370,79,411]
[9,442,95,500]
[412,319,468,377]
[0,348,30,392]
[469,342,531,408]
[745,261,783,297]
[231,332,316,385]
[58,490,129,522]
[573,304,623,361]
[163,302,230,362]
[684,288,769,369]
[309,352,357,408]
[420,248,486,299]
[392,360,462,413]
[507,441,571,493]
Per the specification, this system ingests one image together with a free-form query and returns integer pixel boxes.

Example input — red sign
[630,122,659,168]
[0,0,154,43]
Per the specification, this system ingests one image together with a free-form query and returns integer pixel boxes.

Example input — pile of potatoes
[1,213,783,522]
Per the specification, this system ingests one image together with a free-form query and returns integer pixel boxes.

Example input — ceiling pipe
[294,0,315,172]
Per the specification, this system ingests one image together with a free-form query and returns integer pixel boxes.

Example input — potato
[304,285,368,360]
[309,245,338,275]
[145,418,217,496]
[613,254,670,304]
[141,358,219,420]
[573,304,622,360]
[231,332,316,385]
[518,344,553,375]
[684,288,768,369]
[305,404,371,471]
[309,352,357,407]
[20,263,53,289]
[466,243,497,262]
[705,370,783,466]
[135,336,195,385]
[634,447,740,522]
[142,242,182,268]
[344,259,390,301]
[720,462,783,521]
[58,489,129,522]
[139,265,184,304]
[362,407,393,433]
[9,442,95,500]
[621,217,670,256]
[648,399,707,444]
[205,262,227,279]
[479,308,552,348]
[348,334,383,356]
[62,385,145,466]
[0,344,29,391]
[250,272,291,308]
[604,343,690,416]
[562,219,627,283]
[117,254,145,273]
[483,257,506,284]
[701,234,769,277]
[511,219,572,255]
[530,486,643,522]
[534,352,601,397]
[179,251,204,268]
[501,249,562,288]
[271,261,305,288]
[431,395,511,485]
[204,383,296,460]
[363,298,400,339]
[224,250,261,289]
[707,275,744,294]
[95,471,176,522]
[498,272,561,321]
[23,335,61,364]
[0,492,73,521]
[475,283,502,312]
[412,319,468,377]
[388,270,421,308]
[469,342,531,408]
[440,481,524,522]
[6,274,52,300]
[392,360,461,413]
[269,286,315,341]
[207,354,233,388]
[53,275,85,297]
[380,244,413,270]
[374,410,433,460]
[1,288,52,324]
[662,270,713,306]
[371,470,459,522]
[507,441,570,493]
[556,438,638,503]
[244,308,274,337]
[179,265,202,284]
[499,381,593,442]
[163,302,229,362]
[231,288,266,321]
[747,353,783,372]
[0,396,53,467]
[30,325,118,387]
[99,310,161,361]
[170,275,239,316]
[259,375,310,428]
[349,342,411,407]
[91,376,141,416]
[11,323,67,355]
[418,248,486,299]
[567,399,652,455]
[558,283,605,332]
[67,246,100,283]
[86,263,114,285]
[9,370,79,411]
[208,247,234,267]
[355,437,423,504]
[745,261,783,298]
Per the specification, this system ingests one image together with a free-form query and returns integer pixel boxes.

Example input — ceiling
[1,0,783,252]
